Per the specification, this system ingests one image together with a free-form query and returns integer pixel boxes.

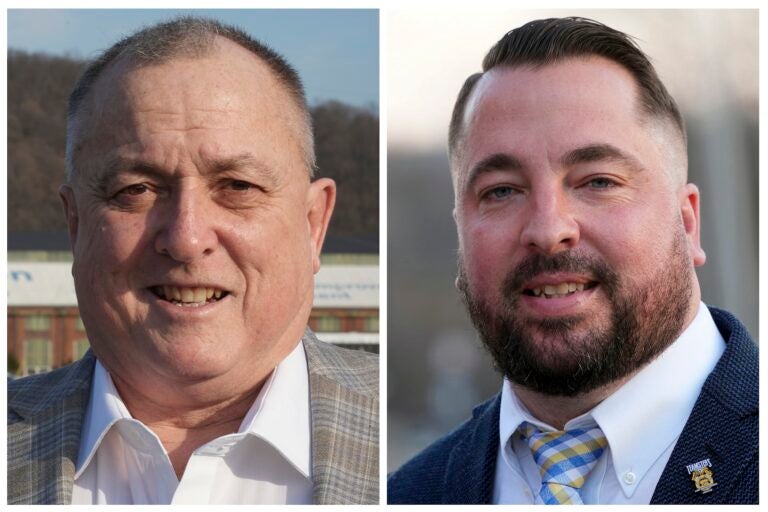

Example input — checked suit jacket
[8,328,379,505]
[388,307,758,504]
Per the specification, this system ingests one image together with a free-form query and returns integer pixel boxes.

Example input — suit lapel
[651,393,756,504]
[443,394,501,504]
[7,352,95,504]
[303,331,379,504]
[651,308,758,504]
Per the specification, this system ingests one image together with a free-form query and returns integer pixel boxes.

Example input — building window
[315,316,341,332]
[73,339,90,360]
[24,338,52,375]
[364,316,379,332]
[76,317,86,331]
[25,315,51,331]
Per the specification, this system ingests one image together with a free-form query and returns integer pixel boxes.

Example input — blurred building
[8,231,378,376]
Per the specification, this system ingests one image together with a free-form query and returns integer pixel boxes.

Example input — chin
[146,336,240,379]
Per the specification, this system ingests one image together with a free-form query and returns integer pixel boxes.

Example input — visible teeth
[180,288,194,302]
[191,287,205,303]
[529,282,590,298]
[156,286,224,304]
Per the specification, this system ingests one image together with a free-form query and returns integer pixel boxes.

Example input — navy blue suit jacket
[388,307,758,504]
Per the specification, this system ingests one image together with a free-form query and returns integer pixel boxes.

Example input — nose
[519,188,579,254]
[154,186,219,263]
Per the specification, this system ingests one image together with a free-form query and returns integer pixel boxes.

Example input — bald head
[66,16,315,183]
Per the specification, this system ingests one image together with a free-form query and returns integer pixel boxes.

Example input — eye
[482,185,517,201]
[113,182,155,199]
[120,183,151,196]
[109,182,158,210]
[227,180,257,191]
[585,177,617,189]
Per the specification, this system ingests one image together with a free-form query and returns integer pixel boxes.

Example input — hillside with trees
[8,49,378,238]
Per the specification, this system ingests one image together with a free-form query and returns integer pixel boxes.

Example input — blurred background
[387,9,758,471]
[7,9,380,376]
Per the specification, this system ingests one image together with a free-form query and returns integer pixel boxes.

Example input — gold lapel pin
[686,458,717,494]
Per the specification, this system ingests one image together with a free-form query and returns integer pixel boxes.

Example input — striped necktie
[519,421,608,505]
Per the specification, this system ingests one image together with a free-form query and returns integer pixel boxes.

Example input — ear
[680,183,706,267]
[306,178,336,274]
[59,184,80,250]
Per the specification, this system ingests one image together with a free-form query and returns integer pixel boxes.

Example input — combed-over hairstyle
[448,17,686,164]
[66,16,315,181]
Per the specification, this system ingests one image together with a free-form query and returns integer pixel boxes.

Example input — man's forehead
[464,57,641,131]
[86,36,297,123]
[453,57,665,187]
[74,38,303,146]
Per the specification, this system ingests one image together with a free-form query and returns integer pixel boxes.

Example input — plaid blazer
[7,328,379,505]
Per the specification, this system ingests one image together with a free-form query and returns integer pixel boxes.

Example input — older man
[8,17,378,505]
[388,18,757,504]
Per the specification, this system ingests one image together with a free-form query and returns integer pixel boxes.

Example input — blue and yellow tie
[519,421,608,505]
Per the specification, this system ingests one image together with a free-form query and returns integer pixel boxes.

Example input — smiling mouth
[150,285,229,307]
[523,281,598,299]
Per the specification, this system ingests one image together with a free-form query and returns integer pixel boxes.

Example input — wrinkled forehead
[68,39,311,183]
[84,39,297,130]
[453,58,686,190]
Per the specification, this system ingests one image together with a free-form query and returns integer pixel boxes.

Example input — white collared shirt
[493,302,726,504]
[71,342,312,504]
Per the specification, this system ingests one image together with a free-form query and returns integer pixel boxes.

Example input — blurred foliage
[8,49,378,237]
[313,101,379,236]
[8,352,20,375]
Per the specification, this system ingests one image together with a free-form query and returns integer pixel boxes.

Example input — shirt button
[623,471,636,485]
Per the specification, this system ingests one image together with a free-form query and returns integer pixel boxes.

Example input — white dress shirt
[72,342,312,504]
[493,302,726,504]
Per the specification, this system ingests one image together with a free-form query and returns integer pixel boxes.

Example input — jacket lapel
[7,351,95,504]
[9,335,381,505]
[443,394,501,504]
[303,330,379,504]
[651,308,758,504]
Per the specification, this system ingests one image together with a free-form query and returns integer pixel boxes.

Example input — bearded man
[388,17,757,505]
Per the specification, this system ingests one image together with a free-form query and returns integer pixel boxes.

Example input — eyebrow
[464,143,646,192]
[95,152,280,191]
[465,153,525,192]
[561,143,646,173]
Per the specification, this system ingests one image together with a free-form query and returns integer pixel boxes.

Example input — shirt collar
[76,340,311,480]
[499,302,725,497]
[238,341,311,478]
[75,356,132,477]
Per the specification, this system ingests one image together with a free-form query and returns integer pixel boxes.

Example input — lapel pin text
[687,459,717,494]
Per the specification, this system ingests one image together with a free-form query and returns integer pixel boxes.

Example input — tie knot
[519,421,608,504]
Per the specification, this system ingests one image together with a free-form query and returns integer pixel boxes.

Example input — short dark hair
[66,16,315,180]
[448,17,685,163]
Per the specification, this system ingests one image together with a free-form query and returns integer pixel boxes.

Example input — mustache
[502,251,618,297]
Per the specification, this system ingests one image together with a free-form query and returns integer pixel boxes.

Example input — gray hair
[65,16,316,181]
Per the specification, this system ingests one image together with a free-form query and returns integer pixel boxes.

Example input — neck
[111,372,268,479]
[513,374,633,430]
[516,298,704,430]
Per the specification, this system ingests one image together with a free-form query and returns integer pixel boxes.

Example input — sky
[7,9,379,110]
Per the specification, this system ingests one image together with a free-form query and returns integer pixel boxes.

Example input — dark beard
[457,232,693,396]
